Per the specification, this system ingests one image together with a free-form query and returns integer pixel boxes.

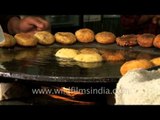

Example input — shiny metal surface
[0,43,160,83]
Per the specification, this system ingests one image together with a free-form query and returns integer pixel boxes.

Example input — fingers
[20,16,51,32]
[30,16,51,31]
[35,17,50,30]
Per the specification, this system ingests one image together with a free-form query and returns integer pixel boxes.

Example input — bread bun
[55,32,76,45]
[75,28,95,43]
[0,33,16,47]
[120,59,153,76]
[14,33,38,47]
[55,48,79,59]
[150,57,160,66]
[137,33,155,47]
[153,34,160,48]
[34,31,55,45]
[73,53,102,63]
[95,31,116,44]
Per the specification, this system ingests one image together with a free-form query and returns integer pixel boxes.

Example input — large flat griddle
[0,42,160,84]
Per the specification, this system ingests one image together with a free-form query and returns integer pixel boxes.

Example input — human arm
[7,16,51,35]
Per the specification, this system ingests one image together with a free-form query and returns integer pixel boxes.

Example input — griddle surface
[0,43,160,83]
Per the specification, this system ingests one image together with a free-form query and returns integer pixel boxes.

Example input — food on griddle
[75,28,95,43]
[14,32,38,47]
[116,34,137,46]
[79,48,99,54]
[0,33,16,47]
[95,31,116,44]
[150,57,160,66]
[137,33,155,47]
[153,34,160,48]
[120,59,153,76]
[34,31,55,45]
[55,32,76,45]
[102,50,125,61]
[73,53,103,63]
[55,48,79,59]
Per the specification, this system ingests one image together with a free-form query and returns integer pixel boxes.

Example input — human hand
[7,16,51,35]
[18,16,51,34]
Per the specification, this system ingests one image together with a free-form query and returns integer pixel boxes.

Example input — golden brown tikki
[0,33,16,47]
[79,48,99,54]
[55,48,79,59]
[34,31,55,45]
[153,34,160,48]
[75,28,95,43]
[137,33,155,47]
[120,59,153,76]
[150,57,160,66]
[14,33,38,47]
[73,53,103,63]
[95,31,116,44]
[116,34,137,46]
[55,32,76,45]
[102,50,125,61]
